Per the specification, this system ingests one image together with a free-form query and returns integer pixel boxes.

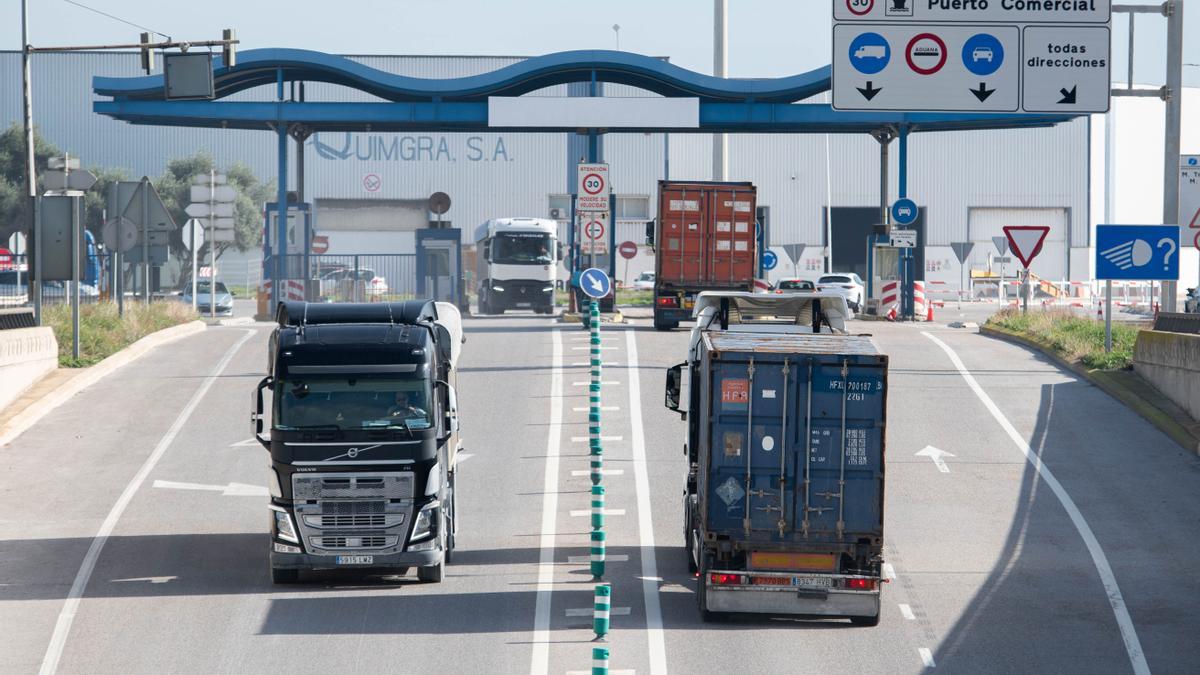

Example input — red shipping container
[656,181,757,290]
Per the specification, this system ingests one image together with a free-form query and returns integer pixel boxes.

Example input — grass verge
[984,308,1145,370]
[43,301,198,368]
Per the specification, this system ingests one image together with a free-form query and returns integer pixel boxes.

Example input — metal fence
[0,253,114,308]
[277,254,418,303]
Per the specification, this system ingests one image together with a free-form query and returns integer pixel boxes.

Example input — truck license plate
[793,575,832,590]
[516,302,532,307]
[336,555,374,565]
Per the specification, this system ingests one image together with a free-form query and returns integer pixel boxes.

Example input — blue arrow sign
[891,198,918,226]
[761,250,778,271]
[580,267,612,299]
[1096,225,1180,281]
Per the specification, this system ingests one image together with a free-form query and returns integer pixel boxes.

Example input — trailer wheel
[653,315,677,331]
[850,613,880,627]
[270,567,299,584]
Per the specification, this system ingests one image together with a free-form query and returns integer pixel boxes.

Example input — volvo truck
[254,300,464,583]
[665,292,887,624]
[474,217,560,315]
[650,181,759,331]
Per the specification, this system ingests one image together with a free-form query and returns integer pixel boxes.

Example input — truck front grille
[291,472,414,555]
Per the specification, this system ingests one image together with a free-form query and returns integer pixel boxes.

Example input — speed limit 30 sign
[577,163,610,213]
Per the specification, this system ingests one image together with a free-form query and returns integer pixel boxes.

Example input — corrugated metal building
[2,50,1195,290]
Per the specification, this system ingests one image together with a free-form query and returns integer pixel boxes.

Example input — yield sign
[1003,226,1050,268]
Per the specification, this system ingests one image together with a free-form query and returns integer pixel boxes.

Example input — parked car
[774,278,816,293]
[319,268,388,300]
[181,280,235,316]
[817,273,866,311]
[0,270,99,306]
[632,271,656,291]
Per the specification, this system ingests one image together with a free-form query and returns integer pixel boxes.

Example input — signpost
[1096,224,1181,352]
[188,171,235,318]
[576,163,610,213]
[1004,225,1050,313]
[832,0,1111,114]
[762,250,778,271]
[950,241,974,308]
[580,213,610,257]
[890,229,916,248]
[992,235,1009,304]
[617,241,637,288]
[780,243,806,277]
[121,177,177,302]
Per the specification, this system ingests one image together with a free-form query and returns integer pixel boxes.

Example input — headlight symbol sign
[1096,225,1181,281]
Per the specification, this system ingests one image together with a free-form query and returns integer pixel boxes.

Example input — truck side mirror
[556,242,565,261]
[252,376,273,449]
[645,220,656,247]
[437,380,460,437]
[434,324,453,364]
[665,362,685,419]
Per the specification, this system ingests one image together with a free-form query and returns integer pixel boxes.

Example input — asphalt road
[1,309,1198,674]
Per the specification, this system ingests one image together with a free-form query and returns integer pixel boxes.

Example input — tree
[0,123,62,245]
[153,151,275,281]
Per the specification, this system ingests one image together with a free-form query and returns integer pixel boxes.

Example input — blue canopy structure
[93,48,1075,134]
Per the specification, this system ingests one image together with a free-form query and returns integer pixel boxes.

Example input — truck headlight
[270,505,299,543]
[542,286,554,293]
[491,285,505,292]
[410,501,439,542]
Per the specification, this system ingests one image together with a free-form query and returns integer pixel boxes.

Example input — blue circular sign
[849,33,891,75]
[892,198,919,226]
[1190,157,1199,166]
[580,268,612,299]
[762,250,778,271]
[961,34,1004,77]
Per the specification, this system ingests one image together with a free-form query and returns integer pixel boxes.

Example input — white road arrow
[914,446,955,474]
[152,479,269,497]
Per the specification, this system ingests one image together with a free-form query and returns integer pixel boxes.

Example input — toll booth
[416,228,466,309]
[260,201,312,316]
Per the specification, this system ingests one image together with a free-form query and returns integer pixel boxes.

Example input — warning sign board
[1181,155,1200,251]
[721,378,749,410]
[577,163,610,213]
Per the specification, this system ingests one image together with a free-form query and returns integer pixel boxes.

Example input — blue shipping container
[698,332,887,548]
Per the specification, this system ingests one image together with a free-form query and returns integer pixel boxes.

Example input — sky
[3,0,1197,85]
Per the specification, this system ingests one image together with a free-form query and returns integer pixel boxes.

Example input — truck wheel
[653,317,677,331]
[417,560,444,583]
[850,613,880,627]
[271,567,299,584]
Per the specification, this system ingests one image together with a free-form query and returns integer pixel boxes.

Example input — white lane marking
[572,381,621,386]
[229,438,262,447]
[571,435,623,442]
[566,607,631,617]
[39,329,255,675]
[914,445,955,474]
[111,576,176,584]
[571,469,624,477]
[531,330,563,675]
[924,332,1149,675]
[882,562,897,581]
[567,554,630,563]
[919,648,936,668]
[152,479,269,497]
[570,509,626,517]
[573,406,619,412]
[899,603,916,620]
[626,329,667,675]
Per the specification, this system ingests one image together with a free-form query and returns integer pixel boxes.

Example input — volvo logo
[324,444,383,462]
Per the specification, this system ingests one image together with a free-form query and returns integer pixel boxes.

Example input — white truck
[474,218,561,315]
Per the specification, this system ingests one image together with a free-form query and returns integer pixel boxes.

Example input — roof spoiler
[275,301,438,328]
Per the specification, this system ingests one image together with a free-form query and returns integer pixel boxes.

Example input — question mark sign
[1157,237,1177,271]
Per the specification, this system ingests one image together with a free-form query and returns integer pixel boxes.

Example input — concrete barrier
[1134,330,1200,422]
[0,327,58,412]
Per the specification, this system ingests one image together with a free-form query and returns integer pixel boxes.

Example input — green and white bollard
[590,528,606,579]
[592,584,611,641]
[591,484,605,531]
[588,298,603,483]
[591,646,609,674]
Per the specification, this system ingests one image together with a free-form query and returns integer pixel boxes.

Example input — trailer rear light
[656,296,678,307]
[845,578,876,590]
[709,573,743,585]
[842,285,854,289]
[751,576,791,586]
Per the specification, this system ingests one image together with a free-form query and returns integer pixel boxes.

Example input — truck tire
[850,613,880,627]
[270,566,299,584]
[653,316,677,331]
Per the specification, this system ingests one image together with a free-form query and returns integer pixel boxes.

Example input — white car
[632,271,655,291]
[816,273,865,312]
[319,268,389,300]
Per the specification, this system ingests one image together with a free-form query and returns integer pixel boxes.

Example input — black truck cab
[254,301,462,583]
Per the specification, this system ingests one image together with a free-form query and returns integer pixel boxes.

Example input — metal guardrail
[1152,313,1200,335]
[0,308,36,330]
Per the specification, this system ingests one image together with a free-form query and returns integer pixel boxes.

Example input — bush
[985,308,1143,371]
[43,301,198,368]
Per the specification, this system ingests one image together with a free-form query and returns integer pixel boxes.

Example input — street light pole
[21,0,41,323]
[1161,0,1183,312]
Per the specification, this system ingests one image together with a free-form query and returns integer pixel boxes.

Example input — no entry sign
[585,219,606,241]
[618,241,638,260]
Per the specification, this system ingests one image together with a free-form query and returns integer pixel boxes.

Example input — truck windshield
[492,233,553,265]
[274,377,433,432]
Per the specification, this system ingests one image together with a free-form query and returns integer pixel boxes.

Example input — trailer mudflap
[703,570,880,618]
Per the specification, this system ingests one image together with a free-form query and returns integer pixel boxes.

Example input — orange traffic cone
[927,304,934,322]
